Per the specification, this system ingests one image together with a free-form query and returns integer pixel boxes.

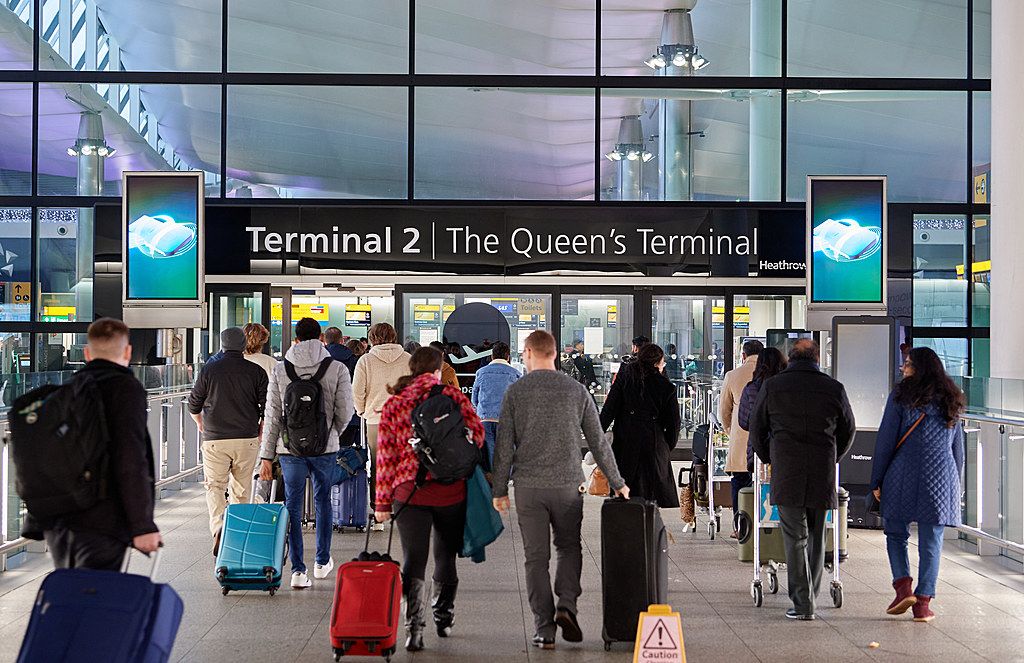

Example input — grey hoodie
[352,343,411,425]
[260,340,354,459]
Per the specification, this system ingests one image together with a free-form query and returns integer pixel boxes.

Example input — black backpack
[282,358,333,457]
[8,374,110,520]
[410,385,480,484]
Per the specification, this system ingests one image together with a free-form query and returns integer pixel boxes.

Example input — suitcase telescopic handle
[121,545,163,579]
[251,472,278,504]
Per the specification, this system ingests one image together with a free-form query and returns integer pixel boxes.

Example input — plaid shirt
[375,373,485,512]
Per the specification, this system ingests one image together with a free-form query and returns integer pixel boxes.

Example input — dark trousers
[394,501,466,584]
[730,472,752,515]
[777,505,828,615]
[44,527,127,571]
[514,486,585,639]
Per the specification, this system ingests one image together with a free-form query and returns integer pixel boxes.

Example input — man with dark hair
[189,327,269,555]
[720,339,765,536]
[23,318,162,569]
[750,338,856,621]
[324,325,359,446]
[570,340,597,388]
[471,340,521,467]
[429,341,460,388]
[261,317,353,588]
[493,330,628,649]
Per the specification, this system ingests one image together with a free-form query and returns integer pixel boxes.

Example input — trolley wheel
[751,581,763,607]
[708,521,716,540]
[767,573,779,595]
[831,582,843,609]
[268,587,276,597]
[221,587,229,596]
[604,641,612,652]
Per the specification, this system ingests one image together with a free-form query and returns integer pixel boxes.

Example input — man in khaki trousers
[188,327,269,555]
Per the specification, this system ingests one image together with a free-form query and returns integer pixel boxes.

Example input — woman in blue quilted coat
[870,347,964,623]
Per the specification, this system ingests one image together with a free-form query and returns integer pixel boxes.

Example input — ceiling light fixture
[66,111,116,158]
[605,115,654,163]
[644,6,710,72]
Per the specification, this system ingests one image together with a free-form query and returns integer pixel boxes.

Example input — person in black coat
[23,318,162,569]
[571,340,598,389]
[599,343,680,507]
[750,339,855,621]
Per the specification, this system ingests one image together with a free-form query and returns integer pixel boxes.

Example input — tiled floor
[1,483,1023,662]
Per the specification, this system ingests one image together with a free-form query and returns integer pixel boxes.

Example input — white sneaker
[371,522,385,532]
[313,557,335,579]
[290,571,311,589]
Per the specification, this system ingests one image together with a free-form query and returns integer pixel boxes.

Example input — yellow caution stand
[633,604,686,663]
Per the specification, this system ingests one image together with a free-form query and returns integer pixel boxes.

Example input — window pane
[601,89,780,201]
[974,0,991,79]
[229,1,408,73]
[227,86,407,198]
[972,215,990,327]
[0,208,32,323]
[415,88,595,200]
[41,0,220,71]
[37,83,221,196]
[914,337,968,377]
[0,83,32,194]
[732,295,806,366]
[1,0,34,69]
[416,0,595,75]
[560,294,634,406]
[602,1,781,76]
[973,92,990,203]
[36,332,87,371]
[971,338,989,378]
[787,91,967,202]
[38,208,92,322]
[788,0,967,78]
[912,214,967,327]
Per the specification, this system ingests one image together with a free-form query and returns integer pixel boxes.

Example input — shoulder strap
[430,384,446,398]
[284,359,299,382]
[312,357,333,382]
[895,412,926,452]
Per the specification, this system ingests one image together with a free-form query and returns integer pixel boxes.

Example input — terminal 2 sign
[214,206,806,278]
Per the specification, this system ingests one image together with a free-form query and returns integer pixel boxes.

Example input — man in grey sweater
[493,330,629,650]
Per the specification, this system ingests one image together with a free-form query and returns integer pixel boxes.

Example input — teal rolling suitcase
[215,477,288,595]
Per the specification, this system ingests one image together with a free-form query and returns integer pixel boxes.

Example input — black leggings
[394,500,466,584]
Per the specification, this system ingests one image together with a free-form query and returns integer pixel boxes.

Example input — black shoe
[554,608,583,643]
[405,630,424,652]
[785,608,815,621]
[532,635,555,650]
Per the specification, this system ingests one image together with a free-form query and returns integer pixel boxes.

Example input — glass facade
[0,0,991,369]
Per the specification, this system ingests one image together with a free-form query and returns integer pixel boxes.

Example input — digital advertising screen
[123,172,203,302]
[345,304,372,327]
[807,177,886,306]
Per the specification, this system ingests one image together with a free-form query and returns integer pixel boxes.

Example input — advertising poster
[124,173,202,302]
[808,177,885,305]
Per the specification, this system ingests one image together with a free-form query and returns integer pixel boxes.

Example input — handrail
[956,524,1024,556]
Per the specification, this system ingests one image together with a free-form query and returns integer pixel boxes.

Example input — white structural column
[991,0,1024,378]
[749,0,782,200]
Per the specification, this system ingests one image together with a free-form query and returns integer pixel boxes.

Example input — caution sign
[633,605,686,663]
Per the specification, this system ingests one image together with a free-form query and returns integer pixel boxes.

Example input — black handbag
[867,411,925,515]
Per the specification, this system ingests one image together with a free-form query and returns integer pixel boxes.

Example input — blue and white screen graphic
[809,178,885,304]
[125,175,201,301]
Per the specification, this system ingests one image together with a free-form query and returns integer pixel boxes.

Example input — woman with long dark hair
[738,347,788,471]
[871,346,965,623]
[374,347,485,651]
[599,343,680,506]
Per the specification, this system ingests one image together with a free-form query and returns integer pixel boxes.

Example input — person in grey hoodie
[352,322,411,525]
[259,317,353,589]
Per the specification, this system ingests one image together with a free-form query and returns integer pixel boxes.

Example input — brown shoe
[912,595,934,622]
[887,576,917,615]
[213,531,222,558]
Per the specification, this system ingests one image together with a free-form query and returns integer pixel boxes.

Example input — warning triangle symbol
[642,619,678,650]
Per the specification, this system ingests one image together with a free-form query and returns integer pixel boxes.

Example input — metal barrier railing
[0,387,202,568]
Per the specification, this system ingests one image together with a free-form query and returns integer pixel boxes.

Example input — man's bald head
[789,338,819,364]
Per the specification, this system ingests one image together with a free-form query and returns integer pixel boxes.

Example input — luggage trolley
[681,383,728,540]
[749,456,843,608]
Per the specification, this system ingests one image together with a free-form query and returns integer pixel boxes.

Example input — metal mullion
[30,204,38,326]
[407,0,415,199]
[220,0,227,197]
[594,0,601,203]
[780,0,788,202]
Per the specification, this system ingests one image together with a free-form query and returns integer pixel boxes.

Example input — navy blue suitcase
[332,471,369,531]
[17,548,183,663]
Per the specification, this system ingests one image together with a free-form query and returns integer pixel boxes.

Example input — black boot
[432,582,458,637]
[404,578,426,652]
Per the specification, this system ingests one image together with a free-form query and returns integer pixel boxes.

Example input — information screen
[808,178,885,305]
[345,304,372,326]
[124,173,202,301]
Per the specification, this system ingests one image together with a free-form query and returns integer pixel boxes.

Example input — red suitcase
[330,525,402,661]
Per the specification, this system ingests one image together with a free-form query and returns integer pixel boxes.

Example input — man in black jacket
[325,326,360,446]
[24,318,162,570]
[188,327,268,555]
[750,339,856,621]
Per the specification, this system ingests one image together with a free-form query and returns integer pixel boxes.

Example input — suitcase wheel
[333,649,343,662]
[603,640,612,652]
[216,566,227,582]
[268,587,276,597]
[366,640,378,654]
[263,567,275,583]
[222,586,230,596]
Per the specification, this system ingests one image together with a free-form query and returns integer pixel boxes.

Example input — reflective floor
[0,483,1022,663]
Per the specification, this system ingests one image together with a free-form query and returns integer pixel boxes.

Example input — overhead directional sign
[633,605,686,663]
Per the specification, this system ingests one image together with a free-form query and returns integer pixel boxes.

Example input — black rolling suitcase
[600,498,668,650]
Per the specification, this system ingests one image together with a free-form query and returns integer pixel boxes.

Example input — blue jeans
[483,422,499,469]
[279,453,342,573]
[884,519,945,597]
